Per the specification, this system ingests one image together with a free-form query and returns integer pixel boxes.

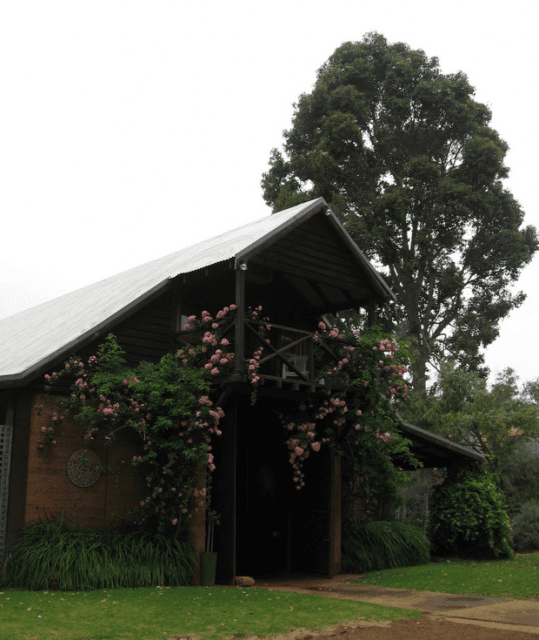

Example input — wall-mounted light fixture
[239,261,248,271]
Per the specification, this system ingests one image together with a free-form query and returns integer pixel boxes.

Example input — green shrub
[511,500,539,552]
[341,518,430,573]
[5,518,195,590]
[428,463,514,559]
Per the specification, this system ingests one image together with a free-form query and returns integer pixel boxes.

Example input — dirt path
[269,614,539,640]
[245,575,539,639]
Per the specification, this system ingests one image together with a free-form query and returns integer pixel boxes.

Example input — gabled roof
[0,198,393,387]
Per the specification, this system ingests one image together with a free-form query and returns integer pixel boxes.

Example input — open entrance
[235,399,334,578]
[236,402,290,576]
[211,395,338,584]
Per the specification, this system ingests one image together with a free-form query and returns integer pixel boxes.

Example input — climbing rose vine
[277,321,418,513]
[37,305,417,532]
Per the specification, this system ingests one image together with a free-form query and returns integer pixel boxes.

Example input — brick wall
[25,393,207,585]
[26,393,146,529]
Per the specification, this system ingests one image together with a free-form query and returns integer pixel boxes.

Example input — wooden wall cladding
[25,393,146,529]
[109,291,175,367]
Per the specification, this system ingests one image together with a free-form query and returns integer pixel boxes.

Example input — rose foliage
[37,305,418,534]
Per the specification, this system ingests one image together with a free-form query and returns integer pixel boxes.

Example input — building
[0,198,483,583]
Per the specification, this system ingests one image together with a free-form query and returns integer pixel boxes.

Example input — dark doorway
[289,446,332,574]
[235,399,333,577]
[211,394,335,582]
[236,401,291,576]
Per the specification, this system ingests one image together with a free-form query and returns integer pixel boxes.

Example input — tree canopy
[262,32,537,390]
[408,364,539,473]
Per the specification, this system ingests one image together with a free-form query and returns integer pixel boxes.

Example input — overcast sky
[1,1,536,385]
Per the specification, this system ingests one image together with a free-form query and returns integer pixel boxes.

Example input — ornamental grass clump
[5,518,194,590]
[341,517,430,573]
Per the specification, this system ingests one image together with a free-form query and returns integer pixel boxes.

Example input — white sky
[1,1,536,385]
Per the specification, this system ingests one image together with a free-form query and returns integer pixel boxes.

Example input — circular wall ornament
[67,449,101,487]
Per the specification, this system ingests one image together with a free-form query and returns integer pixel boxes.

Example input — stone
[235,575,255,587]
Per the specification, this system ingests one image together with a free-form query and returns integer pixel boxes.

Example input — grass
[348,552,539,599]
[0,585,421,640]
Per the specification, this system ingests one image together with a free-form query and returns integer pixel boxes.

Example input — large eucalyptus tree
[262,33,537,390]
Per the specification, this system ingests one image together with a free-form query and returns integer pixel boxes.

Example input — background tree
[408,364,539,475]
[262,32,537,390]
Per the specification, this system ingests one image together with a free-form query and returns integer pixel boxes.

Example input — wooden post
[212,399,237,585]
[330,454,342,577]
[307,337,314,386]
[367,300,376,327]
[234,266,246,378]
[188,461,207,586]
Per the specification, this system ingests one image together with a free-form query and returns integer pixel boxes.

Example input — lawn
[348,552,539,599]
[0,585,421,640]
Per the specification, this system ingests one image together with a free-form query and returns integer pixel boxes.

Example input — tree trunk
[411,344,429,394]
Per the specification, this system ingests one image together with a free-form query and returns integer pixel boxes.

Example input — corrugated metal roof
[0,198,392,385]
